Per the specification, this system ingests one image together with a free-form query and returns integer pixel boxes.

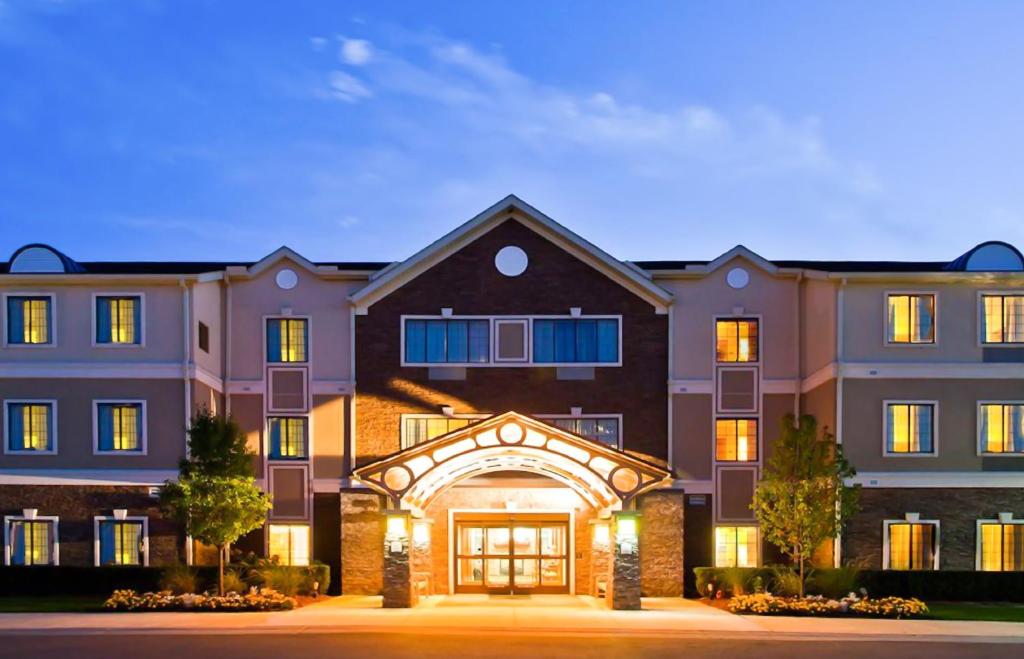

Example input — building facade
[2,195,1023,596]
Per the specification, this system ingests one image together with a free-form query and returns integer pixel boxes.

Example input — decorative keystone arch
[354,412,670,515]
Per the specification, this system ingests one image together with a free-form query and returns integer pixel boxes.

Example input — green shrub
[769,567,803,597]
[222,569,248,594]
[808,563,862,599]
[259,565,305,596]
[159,564,198,595]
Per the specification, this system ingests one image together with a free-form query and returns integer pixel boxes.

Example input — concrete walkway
[1,595,1023,643]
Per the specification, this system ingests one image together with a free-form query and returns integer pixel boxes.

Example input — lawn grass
[0,596,107,613]
[927,602,1024,623]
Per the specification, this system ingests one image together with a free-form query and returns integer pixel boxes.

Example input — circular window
[494,246,528,277]
[726,267,750,289]
[275,268,298,290]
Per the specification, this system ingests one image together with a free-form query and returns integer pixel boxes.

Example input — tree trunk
[798,546,805,598]
[218,544,226,596]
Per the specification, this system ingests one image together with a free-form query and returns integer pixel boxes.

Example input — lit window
[715,526,758,567]
[533,319,619,364]
[6,296,51,345]
[549,417,620,447]
[402,416,478,449]
[268,524,310,566]
[716,319,759,363]
[268,417,308,459]
[982,295,1024,344]
[887,294,935,344]
[267,318,308,362]
[715,419,758,461]
[6,402,53,452]
[96,296,141,345]
[405,319,489,364]
[6,519,56,566]
[979,403,1024,454]
[96,402,143,452]
[979,522,1024,571]
[97,519,145,566]
[886,403,935,455]
[886,522,937,570]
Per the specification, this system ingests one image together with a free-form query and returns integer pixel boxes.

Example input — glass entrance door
[453,513,570,594]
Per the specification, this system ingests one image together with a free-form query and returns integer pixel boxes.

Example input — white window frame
[975,513,1024,571]
[267,464,311,520]
[93,515,149,566]
[91,292,146,348]
[978,291,1024,347]
[882,516,940,570]
[265,522,312,566]
[265,366,311,414]
[265,415,311,462]
[92,399,148,456]
[263,314,312,365]
[1,292,57,348]
[712,525,760,568]
[883,290,938,348]
[493,318,530,363]
[882,400,939,458]
[3,399,58,455]
[712,417,760,464]
[3,515,60,566]
[537,413,624,450]
[399,413,490,449]
[976,401,1024,457]
[399,314,623,368]
[713,315,762,365]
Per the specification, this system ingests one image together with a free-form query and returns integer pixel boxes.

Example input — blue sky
[1,1,1022,264]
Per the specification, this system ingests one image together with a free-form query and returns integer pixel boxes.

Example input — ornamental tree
[751,414,860,597]
[161,409,271,594]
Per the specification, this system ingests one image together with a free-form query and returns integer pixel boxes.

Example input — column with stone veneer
[608,510,642,610]
[381,510,418,608]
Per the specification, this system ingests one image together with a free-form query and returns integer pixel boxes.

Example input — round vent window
[495,246,528,277]
[726,267,750,289]
[275,268,298,290]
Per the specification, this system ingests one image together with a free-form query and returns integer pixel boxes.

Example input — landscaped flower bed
[103,588,296,612]
[728,593,928,619]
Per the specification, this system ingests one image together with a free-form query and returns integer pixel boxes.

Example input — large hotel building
[2,195,1023,598]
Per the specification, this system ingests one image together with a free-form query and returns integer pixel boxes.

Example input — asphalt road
[0,633,1019,658]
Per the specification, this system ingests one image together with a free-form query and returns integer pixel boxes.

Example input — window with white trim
[714,526,758,567]
[715,419,757,462]
[405,319,489,364]
[268,524,310,566]
[267,318,308,363]
[978,518,1024,571]
[716,319,758,363]
[979,403,1024,454]
[982,294,1024,344]
[885,403,935,455]
[4,516,57,566]
[96,518,147,566]
[95,402,144,453]
[887,293,935,344]
[884,521,938,570]
[533,318,619,364]
[268,417,308,459]
[6,296,52,345]
[402,415,482,449]
[96,296,141,345]
[5,401,54,453]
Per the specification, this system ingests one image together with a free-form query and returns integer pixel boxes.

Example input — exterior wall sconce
[592,522,610,547]
[113,509,128,521]
[22,508,38,520]
[386,513,408,538]
[615,514,638,555]
[412,520,431,546]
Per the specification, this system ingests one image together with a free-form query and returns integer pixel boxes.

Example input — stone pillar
[608,511,642,610]
[382,510,418,608]
[340,490,383,595]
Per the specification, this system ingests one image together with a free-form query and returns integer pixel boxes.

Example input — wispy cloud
[339,37,372,65]
[327,70,371,102]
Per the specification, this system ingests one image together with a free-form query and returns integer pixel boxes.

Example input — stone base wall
[638,490,684,596]
[340,489,384,594]
[0,485,181,566]
[845,487,1024,570]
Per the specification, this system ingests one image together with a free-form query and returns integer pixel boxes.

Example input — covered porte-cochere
[347,412,679,609]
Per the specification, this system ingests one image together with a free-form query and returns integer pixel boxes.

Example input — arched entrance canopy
[354,412,670,516]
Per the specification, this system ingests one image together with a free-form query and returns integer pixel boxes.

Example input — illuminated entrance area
[453,512,570,594]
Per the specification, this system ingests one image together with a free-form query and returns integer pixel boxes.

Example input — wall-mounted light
[412,521,431,546]
[113,509,128,521]
[386,513,408,538]
[615,514,639,556]
[592,522,610,547]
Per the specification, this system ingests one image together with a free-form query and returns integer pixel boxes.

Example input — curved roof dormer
[7,244,84,273]
[946,241,1024,272]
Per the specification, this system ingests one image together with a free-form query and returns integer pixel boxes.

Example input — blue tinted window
[405,319,490,363]
[534,318,619,363]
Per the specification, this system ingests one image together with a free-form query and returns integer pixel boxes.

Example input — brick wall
[845,487,1024,570]
[0,485,181,566]
[354,218,668,465]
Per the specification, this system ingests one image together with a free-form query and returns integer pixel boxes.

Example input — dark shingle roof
[0,260,393,275]
[632,259,952,273]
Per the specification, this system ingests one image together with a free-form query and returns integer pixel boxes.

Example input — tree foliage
[751,414,860,596]
[161,408,270,594]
